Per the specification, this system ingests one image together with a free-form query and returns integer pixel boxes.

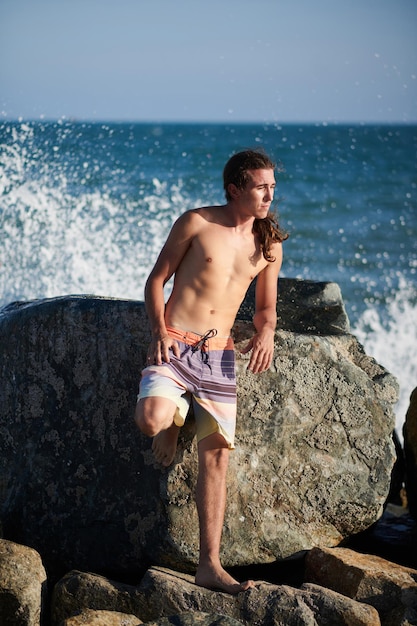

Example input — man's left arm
[241,243,282,374]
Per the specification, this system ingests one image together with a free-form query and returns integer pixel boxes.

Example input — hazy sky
[1,0,416,123]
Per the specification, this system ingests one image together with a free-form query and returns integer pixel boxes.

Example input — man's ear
[227,183,240,199]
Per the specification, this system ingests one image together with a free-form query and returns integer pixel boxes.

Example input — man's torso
[165,207,271,336]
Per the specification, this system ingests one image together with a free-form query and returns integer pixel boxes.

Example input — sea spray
[353,276,417,437]
[0,123,192,303]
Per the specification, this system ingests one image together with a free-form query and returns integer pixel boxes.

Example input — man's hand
[240,328,275,374]
[147,335,180,366]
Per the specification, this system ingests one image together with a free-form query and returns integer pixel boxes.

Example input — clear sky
[1,0,416,123]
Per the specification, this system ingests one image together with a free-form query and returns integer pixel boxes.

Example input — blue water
[1,120,416,433]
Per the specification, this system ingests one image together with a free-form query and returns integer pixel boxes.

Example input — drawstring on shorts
[191,328,218,371]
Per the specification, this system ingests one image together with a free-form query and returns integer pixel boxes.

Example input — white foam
[352,276,417,439]
[0,133,188,306]
[0,184,177,306]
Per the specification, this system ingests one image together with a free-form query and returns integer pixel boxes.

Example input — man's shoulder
[191,205,225,217]
[178,206,215,220]
[178,205,226,227]
[171,206,218,238]
[174,208,202,226]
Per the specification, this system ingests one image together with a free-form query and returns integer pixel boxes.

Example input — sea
[0,120,416,437]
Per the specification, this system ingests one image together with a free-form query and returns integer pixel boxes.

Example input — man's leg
[135,397,180,466]
[194,432,254,594]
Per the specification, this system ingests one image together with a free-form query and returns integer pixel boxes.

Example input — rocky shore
[0,278,416,625]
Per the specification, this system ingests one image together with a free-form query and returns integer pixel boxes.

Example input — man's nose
[264,187,274,201]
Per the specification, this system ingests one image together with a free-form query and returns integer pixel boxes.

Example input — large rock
[305,546,417,626]
[404,387,417,519]
[52,566,380,626]
[142,615,245,626]
[61,609,143,625]
[0,539,47,626]
[0,280,398,579]
[60,611,243,626]
[238,277,350,335]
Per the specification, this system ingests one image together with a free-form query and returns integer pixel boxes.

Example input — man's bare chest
[192,230,265,276]
[193,230,264,271]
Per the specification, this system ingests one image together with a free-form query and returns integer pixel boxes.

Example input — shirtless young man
[135,149,287,595]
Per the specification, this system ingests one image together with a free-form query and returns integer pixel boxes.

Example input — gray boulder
[142,615,244,626]
[305,546,417,626]
[238,277,350,335]
[60,609,144,625]
[0,279,398,579]
[0,539,47,626]
[59,610,243,626]
[52,566,380,626]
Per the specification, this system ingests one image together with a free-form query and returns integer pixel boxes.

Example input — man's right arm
[144,210,199,364]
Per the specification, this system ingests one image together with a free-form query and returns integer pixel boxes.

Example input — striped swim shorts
[137,326,236,448]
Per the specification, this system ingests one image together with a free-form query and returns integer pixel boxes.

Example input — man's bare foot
[195,563,255,595]
[152,423,180,467]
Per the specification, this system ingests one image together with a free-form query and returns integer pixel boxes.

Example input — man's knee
[198,434,230,471]
[135,400,157,436]
[134,397,176,437]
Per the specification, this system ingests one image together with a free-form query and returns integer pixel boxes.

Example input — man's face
[238,168,276,218]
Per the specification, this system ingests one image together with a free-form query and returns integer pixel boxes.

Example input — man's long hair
[223,149,289,261]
